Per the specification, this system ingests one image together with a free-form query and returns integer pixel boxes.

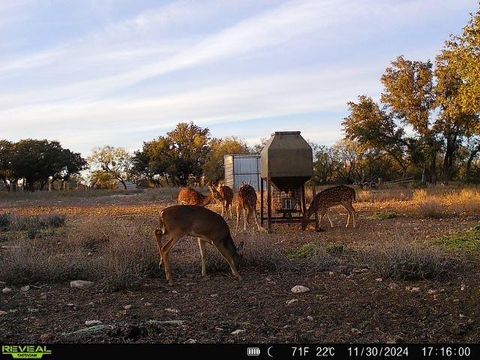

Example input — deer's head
[233,240,245,269]
[301,207,314,231]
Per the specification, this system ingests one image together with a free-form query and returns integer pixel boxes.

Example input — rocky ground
[1,190,479,343]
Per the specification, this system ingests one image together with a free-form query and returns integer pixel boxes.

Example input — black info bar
[1,344,478,360]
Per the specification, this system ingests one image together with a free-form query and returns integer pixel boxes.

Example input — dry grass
[0,218,159,290]
[356,189,412,203]
[362,241,451,280]
[2,185,479,290]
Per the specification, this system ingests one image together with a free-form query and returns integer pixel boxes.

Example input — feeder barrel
[260,131,313,191]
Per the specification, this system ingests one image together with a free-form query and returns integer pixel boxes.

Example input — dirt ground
[1,189,479,344]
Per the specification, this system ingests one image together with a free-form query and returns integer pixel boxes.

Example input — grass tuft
[434,226,480,253]
[363,242,449,281]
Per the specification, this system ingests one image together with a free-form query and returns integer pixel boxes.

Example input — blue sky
[0,0,477,155]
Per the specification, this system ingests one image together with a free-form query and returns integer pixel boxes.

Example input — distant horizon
[1,0,477,156]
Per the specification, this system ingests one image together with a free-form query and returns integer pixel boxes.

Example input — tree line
[1,6,478,191]
[341,7,480,184]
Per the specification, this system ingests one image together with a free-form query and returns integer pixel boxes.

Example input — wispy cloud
[1,0,477,153]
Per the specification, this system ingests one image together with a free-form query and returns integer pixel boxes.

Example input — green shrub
[434,227,480,253]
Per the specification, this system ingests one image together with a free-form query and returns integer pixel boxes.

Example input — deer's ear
[236,241,245,254]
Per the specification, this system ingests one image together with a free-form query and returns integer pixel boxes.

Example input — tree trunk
[466,147,480,181]
[443,134,457,184]
[120,179,127,190]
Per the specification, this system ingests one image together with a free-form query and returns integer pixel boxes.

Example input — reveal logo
[2,345,52,359]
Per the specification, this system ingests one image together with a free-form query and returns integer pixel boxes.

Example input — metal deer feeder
[260,131,313,232]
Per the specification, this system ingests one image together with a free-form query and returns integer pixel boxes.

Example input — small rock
[144,302,152,307]
[231,329,246,335]
[147,320,184,326]
[28,308,39,312]
[39,333,54,342]
[2,287,12,294]
[307,316,314,321]
[286,299,298,305]
[453,298,460,303]
[185,339,197,344]
[375,278,383,282]
[460,284,466,291]
[389,283,398,290]
[215,327,224,331]
[66,303,75,307]
[351,327,362,335]
[291,285,310,293]
[62,325,113,337]
[87,252,93,256]
[70,280,94,289]
[386,336,404,344]
[21,285,30,292]
[406,286,420,292]
[428,289,437,295]
[9,309,17,313]
[210,294,218,297]
[165,308,179,313]
[328,271,334,276]
[123,305,133,310]
[0,310,8,316]
[85,320,102,326]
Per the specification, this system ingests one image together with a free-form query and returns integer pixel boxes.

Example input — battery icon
[247,347,261,356]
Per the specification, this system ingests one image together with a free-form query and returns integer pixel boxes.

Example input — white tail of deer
[155,205,244,285]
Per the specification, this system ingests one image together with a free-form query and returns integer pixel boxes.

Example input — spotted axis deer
[154,205,244,285]
[209,184,234,219]
[301,185,356,231]
[235,183,265,233]
[177,187,214,206]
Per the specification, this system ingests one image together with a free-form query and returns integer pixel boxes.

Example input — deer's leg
[326,211,334,228]
[235,204,241,234]
[197,237,207,277]
[216,245,242,281]
[316,210,326,232]
[160,234,181,285]
[154,229,164,267]
[221,202,225,217]
[342,202,355,228]
[345,202,356,228]
[243,208,248,231]
[252,209,264,232]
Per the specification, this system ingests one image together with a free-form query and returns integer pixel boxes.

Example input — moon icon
[267,346,274,358]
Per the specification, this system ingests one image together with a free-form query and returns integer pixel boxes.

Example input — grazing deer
[235,183,265,233]
[209,184,234,219]
[177,187,214,206]
[154,205,244,285]
[301,185,356,231]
